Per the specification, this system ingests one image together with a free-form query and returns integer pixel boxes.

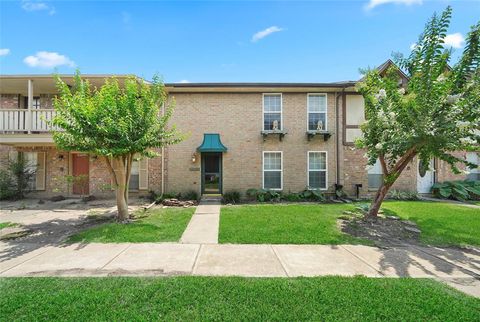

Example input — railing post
[27,79,33,133]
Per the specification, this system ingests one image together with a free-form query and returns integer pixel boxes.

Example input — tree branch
[104,156,118,187]
[379,155,389,176]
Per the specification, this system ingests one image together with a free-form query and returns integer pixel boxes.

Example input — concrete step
[201,195,222,204]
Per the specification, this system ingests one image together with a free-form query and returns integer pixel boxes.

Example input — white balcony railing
[0,109,58,132]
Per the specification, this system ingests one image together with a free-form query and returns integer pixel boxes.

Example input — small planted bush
[181,190,199,201]
[282,192,302,202]
[246,188,326,203]
[299,189,326,202]
[388,189,419,201]
[0,158,36,200]
[432,180,480,201]
[223,190,241,204]
[245,189,281,202]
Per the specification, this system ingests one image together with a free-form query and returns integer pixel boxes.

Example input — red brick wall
[0,146,163,198]
[0,94,19,109]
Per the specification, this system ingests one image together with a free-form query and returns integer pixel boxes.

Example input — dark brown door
[201,153,222,194]
[72,154,89,195]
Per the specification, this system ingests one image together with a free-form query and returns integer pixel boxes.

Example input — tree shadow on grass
[376,245,480,279]
[0,215,111,269]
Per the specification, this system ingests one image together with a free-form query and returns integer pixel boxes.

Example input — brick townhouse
[0,61,478,198]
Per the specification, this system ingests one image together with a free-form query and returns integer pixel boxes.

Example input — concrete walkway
[420,196,480,209]
[180,197,220,244]
[1,242,479,297]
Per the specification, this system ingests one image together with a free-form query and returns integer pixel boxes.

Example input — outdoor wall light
[191,152,197,163]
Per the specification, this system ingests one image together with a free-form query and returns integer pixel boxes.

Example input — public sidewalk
[1,241,479,297]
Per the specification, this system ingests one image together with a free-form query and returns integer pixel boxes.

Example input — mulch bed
[340,216,422,247]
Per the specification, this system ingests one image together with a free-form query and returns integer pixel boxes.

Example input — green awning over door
[197,133,227,152]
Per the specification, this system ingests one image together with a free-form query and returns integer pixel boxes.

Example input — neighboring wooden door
[72,154,89,195]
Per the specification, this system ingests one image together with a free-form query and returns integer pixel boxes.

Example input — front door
[417,159,435,193]
[72,153,89,195]
[201,153,222,194]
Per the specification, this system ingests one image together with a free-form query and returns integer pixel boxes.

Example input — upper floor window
[344,94,365,144]
[263,94,282,131]
[307,94,327,131]
[23,97,41,109]
[263,151,282,190]
[308,151,327,190]
[466,152,479,181]
[367,158,383,189]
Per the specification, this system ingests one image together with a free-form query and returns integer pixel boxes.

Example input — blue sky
[0,0,479,83]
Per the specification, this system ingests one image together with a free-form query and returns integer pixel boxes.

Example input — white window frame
[307,151,328,190]
[262,151,283,190]
[466,152,480,180]
[307,93,328,131]
[367,158,384,190]
[262,93,283,131]
[129,158,140,191]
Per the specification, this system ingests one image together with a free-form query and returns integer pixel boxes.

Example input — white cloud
[365,0,422,11]
[23,51,75,68]
[444,33,465,49]
[21,1,56,15]
[251,26,283,42]
[178,80,190,83]
[0,48,10,56]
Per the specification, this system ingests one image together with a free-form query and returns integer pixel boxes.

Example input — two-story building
[1,62,478,198]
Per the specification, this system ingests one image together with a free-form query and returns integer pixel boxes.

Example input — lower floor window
[21,152,37,190]
[308,151,327,189]
[129,159,140,191]
[367,158,383,189]
[466,152,479,181]
[263,152,282,190]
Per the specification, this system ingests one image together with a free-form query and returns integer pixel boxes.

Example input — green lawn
[68,207,195,243]
[219,204,371,244]
[220,202,480,246]
[1,277,478,321]
[0,222,16,229]
[382,201,480,247]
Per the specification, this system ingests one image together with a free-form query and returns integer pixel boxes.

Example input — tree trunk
[367,150,418,218]
[116,182,129,222]
[105,156,130,222]
[368,183,392,218]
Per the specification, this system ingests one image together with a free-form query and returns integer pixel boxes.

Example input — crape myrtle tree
[52,73,183,222]
[356,6,480,218]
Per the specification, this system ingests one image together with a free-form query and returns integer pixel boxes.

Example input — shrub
[246,188,327,203]
[223,190,241,204]
[432,180,480,201]
[245,189,281,202]
[246,188,259,201]
[300,189,326,202]
[387,189,419,201]
[0,169,15,200]
[181,190,199,201]
[0,158,36,200]
[282,192,302,202]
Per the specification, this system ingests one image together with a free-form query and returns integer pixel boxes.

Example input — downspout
[335,89,345,186]
[334,91,338,185]
[161,102,165,196]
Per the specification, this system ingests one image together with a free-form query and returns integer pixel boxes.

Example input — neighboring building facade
[0,65,478,198]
